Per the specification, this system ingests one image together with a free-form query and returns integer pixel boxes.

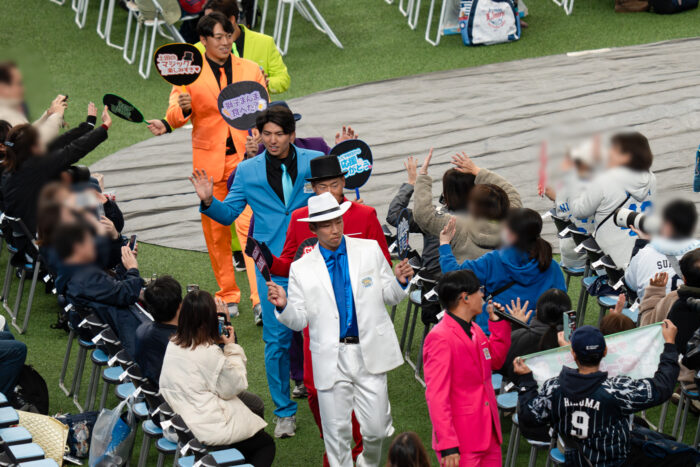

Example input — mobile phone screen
[128,235,137,250]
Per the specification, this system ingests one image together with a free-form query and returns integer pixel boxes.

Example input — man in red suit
[259,154,391,466]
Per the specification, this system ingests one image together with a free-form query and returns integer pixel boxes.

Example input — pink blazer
[423,313,511,457]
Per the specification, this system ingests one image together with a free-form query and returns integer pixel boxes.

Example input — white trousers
[316,343,394,467]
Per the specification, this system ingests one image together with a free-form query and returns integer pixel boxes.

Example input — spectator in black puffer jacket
[668,248,700,355]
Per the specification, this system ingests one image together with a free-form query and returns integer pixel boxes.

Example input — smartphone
[563,310,577,341]
[186,284,199,293]
[128,235,137,250]
[217,312,230,338]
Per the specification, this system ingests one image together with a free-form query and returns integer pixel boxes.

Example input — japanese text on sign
[337,148,372,177]
[221,91,268,120]
[156,52,202,76]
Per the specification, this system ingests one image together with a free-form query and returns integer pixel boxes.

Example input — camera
[613,208,660,235]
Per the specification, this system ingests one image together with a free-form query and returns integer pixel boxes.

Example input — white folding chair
[272,0,343,56]
[49,0,66,5]
[425,0,449,45]
[552,0,574,15]
[406,0,421,29]
[122,1,142,64]
[251,0,271,33]
[97,0,125,50]
[74,0,90,28]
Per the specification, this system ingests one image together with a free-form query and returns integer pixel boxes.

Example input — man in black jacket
[515,323,680,466]
[668,248,700,354]
[54,222,147,356]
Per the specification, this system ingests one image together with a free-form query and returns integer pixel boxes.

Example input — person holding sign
[191,105,322,439]
[266,192,414,467]
[515,322,680,466]
[254,154,390,466]
[423,270,513,467]
[149,13,267,316]
[199,0,290,94]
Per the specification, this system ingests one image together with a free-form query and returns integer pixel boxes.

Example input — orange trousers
[234,207,260,307]
[200,157,243,304]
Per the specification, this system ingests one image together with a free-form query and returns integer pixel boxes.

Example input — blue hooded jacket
[439,245,567,333]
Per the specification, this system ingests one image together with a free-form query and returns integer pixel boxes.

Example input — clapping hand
[609,293,626,315]
[189,169,214,207]
[439,216,456,245]
[404,156,418,185]
[267,281,288,309]
[451,152,480,175]
[87,102,97,118]
[650,272,668,288]
[418,148,433,175]
[506,298,533,323]
[394,258,414,285]
[101,105,112,129]
[335,126,357,145]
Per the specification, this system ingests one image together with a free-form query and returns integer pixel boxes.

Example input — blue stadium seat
[0,426,32,445]
[0,392,8,407]
[133,402,149,419]
[103,366,124,384]
[549,447,565,464]
[491,373,503,393]
[621,308,638,324]
[6,443,45,462]
[597,295,618,307]
[18,460,59,467]
[92,349,109,364]
[177,448,246,467]
[142,419,163,437]
[582,275,599,290]
[115,382,136,401]
[496,392,518,411]
[0,406,19,428]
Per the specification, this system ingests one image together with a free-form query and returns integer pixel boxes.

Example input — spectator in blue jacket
[0,317,26,397]
[439,207,566,332]
[54,222,148,356]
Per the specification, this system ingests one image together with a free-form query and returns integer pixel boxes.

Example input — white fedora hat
[298,192,351,223]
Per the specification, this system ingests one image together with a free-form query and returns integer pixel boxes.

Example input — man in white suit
[267,192,414,467]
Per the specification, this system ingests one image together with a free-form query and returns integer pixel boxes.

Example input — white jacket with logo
[570,167,656,268]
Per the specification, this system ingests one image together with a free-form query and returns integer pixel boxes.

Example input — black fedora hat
[306,155,347,182]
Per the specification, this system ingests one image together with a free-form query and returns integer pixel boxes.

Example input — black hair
[576,351,605,367]
[441,169,476,212]
[469,184,510,220]
[0,120,11,161]
[196,12,234,38]
[610,132,653,172]
[203,0,240,20]
[144,276,183,323]
[3,123,39,172]
[662,199,697,239]
[52,222,91,260]
[436,270,481,311]
[535,289,570,351]
[680,248,700,288]
[255,105,296,134]
[506,208,553,272]
[0,62,17,86]
[386,432,431,467]
[172,290,219,349]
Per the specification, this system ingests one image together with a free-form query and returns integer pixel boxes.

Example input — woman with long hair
[440,207,566,332]
[413,149,522,262]
[159,290,275,467]
[386,432,431,467]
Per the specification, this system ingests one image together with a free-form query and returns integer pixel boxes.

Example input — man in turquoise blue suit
[190,106,322,438]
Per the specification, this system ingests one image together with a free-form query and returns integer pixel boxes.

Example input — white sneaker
[227,303,239,318]
[253,304,263,326]
[274,416,296,438]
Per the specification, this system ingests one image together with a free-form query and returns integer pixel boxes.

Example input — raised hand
[404,156,418,185]
[189,169,214,207]
[609,293,626,314]
[506,298,533,323]
[439,216,456,245]
[661,318,677,344]
[418,148,433,175]
[101,105,112,129]
[87,102,97,118]
[48,94,68,116]
[146,119,166,136]
[100,216,119,240]
[246,128,261,157]
[512,357,532,375]
[266,281,287,309]
[335,126,357,145]
[650,272,668,288]
[394,258,414,285]
[451,152,480,175]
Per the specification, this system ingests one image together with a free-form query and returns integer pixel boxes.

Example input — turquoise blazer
[201,145,323,272]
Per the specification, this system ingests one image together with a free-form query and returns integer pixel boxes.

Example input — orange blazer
[165,54,267,183]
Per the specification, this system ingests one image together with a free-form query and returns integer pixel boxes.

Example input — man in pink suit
[423,269,514,466]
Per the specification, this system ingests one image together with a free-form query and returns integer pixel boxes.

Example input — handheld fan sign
[294,237,319,261]
[329,139,373,200]
[102,94,147,124]
[245,237,272,282]
[153,43,203,87]
[396,208,411,260]
[217,81,270,130]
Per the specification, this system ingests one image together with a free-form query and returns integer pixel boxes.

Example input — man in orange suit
[147,12,266,316]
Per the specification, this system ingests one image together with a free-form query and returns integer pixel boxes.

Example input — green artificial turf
[1,0,699,464]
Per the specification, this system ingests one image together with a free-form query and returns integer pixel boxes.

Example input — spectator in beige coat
[413,150,522,262]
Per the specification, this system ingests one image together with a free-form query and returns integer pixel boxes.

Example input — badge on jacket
[483,348,491,360]
[361,276,373,288]
[304,183,313,194]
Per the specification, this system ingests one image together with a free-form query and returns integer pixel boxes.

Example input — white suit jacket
[276,236,407,390]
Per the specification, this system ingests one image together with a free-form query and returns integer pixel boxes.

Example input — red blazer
[269,199,391,277]
[423,314,511,456]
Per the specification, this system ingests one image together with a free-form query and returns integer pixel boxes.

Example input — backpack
[10,365,49,415]
[459,0,521,46]
[648,0,698,13]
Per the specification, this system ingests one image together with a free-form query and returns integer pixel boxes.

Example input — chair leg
[672,391,685,439]
[399,301,413,352]
[85,362,100,411]
[99,380,110,411]
[505,421,517,466]
[390,305,397,322]
[510,426,521,467]
[97,0,107,38]
[10,269,26,321]
[105,0,124,49]
[404,304,420,359]
[528,446,538,467]
[71,347,88,412]
[657,401,669,433]
[280,0,295,56]
[424,0,448,46]
[1,257,14,303]
[59,329,76,396]
[15,260,40,334]
[156,452,165,467]
[260,0,270,34]
[678,396,691,442]
[137,433,151,467]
